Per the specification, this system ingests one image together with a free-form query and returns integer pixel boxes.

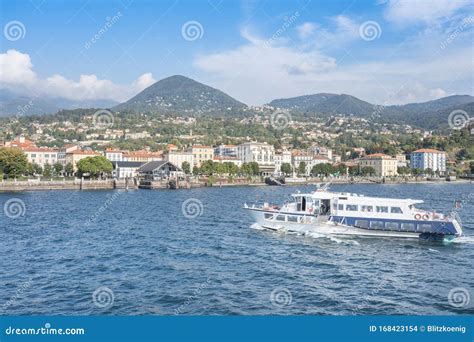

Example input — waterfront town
[0,106,472,189]
[0,131,470,189]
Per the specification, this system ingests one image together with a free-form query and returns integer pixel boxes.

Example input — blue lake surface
[0,183,473,315]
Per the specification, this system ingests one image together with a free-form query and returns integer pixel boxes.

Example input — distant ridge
[113,75,248,116]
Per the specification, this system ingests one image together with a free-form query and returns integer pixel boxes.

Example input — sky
[0,0,473,105]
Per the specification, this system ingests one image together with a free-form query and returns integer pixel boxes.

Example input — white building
[23,147,59,168]
[396,154,407,168]
[308,145,332,161]
[112,161,144,179]
[188,145,214,167]
[274,151,292,173]
[166,151,194,171]
[105,149,124,162]
[214,144,238,158]
[236,142,275,174]
[213,156,242,167]
[292,152,313,176]
[410,149,446,174]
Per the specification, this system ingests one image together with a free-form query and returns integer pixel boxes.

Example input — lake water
[0,183,473,315]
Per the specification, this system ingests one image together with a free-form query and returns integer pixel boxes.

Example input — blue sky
[1,0,473,105]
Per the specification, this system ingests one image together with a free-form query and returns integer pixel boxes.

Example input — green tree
[240,163,251,176]
[397,166,411,175]
[65,163,74,177]
[249,162,260,175]
[215,162,226,175]
[76,156,113,178]
[280,162,292,175]
[470,161,474,174]
[200,160,215,176]
[53,162,63,176]
[43,163,52,178]
[27,162,43,176]
[224,162,239,175]
[311,163,334,176]
[298,161,307,176]
[360,166,376,176]
[0,147,28,177]
[181,161,191,175]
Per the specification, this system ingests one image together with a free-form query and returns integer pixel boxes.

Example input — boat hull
[245,208,437,239]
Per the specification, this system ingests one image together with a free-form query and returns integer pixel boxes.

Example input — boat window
[276,215,286,221]
[385,222,399,230]
[355,220,369,228]
[361,205,373,212]
[370,221,384,229]
[401,223,415,230]
[376,206,388,213]
[264,213,273,220]
[338,204,344,210]
[287,216,298,222]
[346,204,358,211]
[390,207,403,214]
[418,223,432,231]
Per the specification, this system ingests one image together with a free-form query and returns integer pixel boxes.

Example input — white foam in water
[250,223,264,230]
[428,248,439,253]
[452,235,474,244]
[306,231,360,245]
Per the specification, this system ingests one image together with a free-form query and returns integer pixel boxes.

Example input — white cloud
[194,27,472,105]
[384,0,472,25]
[297,22,317,39]
[297,16,361,48]
[0,49,37,85]
[132,73,156,91]
[0,50,155,102]
[387,82,447,104]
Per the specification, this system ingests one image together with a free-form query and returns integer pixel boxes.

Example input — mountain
[383,95,474,116]
[114,75,247,115]
[268,93,474,129]
[0,89,118,117]
[269,93,338,111]
[269,93,376,117]
[396,101,474,130]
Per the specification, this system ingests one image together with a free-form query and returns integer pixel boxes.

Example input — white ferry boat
[243,185,463,240]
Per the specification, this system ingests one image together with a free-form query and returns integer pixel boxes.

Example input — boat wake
[250,223,264,230]
[451,235,474,245]
[306,232,360,246]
